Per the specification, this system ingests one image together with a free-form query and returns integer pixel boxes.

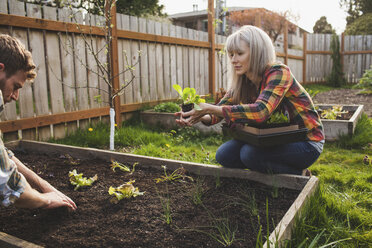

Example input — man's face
[0,64,26,104]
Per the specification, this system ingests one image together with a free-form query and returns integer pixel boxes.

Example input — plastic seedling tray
[222,124,308,147]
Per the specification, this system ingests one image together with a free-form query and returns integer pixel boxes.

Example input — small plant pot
[181,103,193,119]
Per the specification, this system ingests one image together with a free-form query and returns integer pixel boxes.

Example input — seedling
[108,179,144,204]
[191,177,204,205]
[110,160,137,174]
[68,169,97,191]
[156,184,172,225]
[266,112,289,125]
[64,154,81,166]
[154,165,193,183]
[173,84,205,111]
[319,105,348,120]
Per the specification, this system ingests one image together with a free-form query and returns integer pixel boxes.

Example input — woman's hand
[175,103,211,126]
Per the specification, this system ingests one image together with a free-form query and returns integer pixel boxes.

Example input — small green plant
[306,88,320,99]
[153,102,181,113]
[68,169,98,191]
[191,177,204,205]
[154,165,193,183]
[319,105,348,120]
[326,33,346,87]
[110,160,137,174]
[157,184,172,225]
[173,84,205,110]
[108,179,144,204]
[266,112,289,125]
[353,65,372,94]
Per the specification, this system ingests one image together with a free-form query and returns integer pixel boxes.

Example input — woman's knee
[215,140,244,167]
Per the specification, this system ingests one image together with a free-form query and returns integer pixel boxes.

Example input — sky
[158,0,348,34]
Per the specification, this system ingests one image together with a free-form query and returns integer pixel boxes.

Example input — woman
[176,25,324,175]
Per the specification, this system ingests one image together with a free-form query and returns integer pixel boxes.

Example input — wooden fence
[0,1,371,141]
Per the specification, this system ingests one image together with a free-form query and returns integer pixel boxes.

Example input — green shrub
[353,65,372,94]
[153,102,180,113]
[335,113,372,149]
[344,13,372,35]
[326,33,346,87]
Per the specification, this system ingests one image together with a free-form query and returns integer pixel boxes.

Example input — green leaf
[172,84,183,97]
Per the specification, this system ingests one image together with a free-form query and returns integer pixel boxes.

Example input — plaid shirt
[212,63,324,142]
[0,90,26,207]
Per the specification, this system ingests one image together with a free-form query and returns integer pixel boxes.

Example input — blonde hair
[226,25,276,104]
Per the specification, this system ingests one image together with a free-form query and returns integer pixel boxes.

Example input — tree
[340,0,372,25]
[228,8,297,43]
[326,33,346,87]
[344,12,372,34]
[55,0,140,150]
[313,16,334,34]
[24,0,167,17]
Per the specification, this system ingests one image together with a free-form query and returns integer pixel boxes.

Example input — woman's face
[228,41,250,76]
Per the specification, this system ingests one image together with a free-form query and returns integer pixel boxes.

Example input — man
[0,34,76,210]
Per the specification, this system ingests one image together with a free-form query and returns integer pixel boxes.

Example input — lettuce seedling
[155,165,193,183]
[108,180,145,204]
[68,169,98,191]
[110,160,137,174]
[319,105,348,120]
[173,84,205,110]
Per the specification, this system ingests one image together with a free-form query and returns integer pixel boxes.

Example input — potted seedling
[172,84,206,114]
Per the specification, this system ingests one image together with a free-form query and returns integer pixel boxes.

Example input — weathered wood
[0,1,6,14]
[147,19,157,101]
[0,231,43,248]
[155,21,164,100]
[138,17,150,102]
[117,13,126,105]
[182,27,189,88]
[169,25,178,99]
[129,16,141,103]
[176,26,183,89]
[264,176,319,247]
[162,22,171,99]
[208,0,216,96]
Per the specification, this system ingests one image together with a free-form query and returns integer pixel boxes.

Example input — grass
[50,109,372,247]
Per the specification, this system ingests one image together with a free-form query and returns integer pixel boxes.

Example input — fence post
[284,21,288,65]
[341,32,345,77]
[109,2,121,127]
[208,0,216,97]
[302,32,307,84]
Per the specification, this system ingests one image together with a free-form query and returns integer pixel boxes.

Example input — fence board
[0,1,6,13]
[147,19,157,101]
[188,29,195,89]
[129,16,141,103]
[194,31,201,93]
[176,26,183,89]
[203,32,209,95]
[162,22,171,99]
[122,14,134,104]
[43,6,66,139]
[169,25,177,99]
[155,21,164,100]
[182,27,189,88]
[58,7,78,135]
[138,17,149,102]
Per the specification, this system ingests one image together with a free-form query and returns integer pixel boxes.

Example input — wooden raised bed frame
[3,140,319,247]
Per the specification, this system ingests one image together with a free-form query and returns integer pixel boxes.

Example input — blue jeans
[215,139,321,175]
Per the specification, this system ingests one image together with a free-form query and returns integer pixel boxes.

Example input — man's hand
[42,191,76,210]
[42,184,77,210]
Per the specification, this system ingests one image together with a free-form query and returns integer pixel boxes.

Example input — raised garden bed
[1,141,318,248]
[316,104,364,141]
[140,110,223,134]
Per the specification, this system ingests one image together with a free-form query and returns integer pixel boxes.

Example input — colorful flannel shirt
[0,90,26,207]
[211,63,324,142]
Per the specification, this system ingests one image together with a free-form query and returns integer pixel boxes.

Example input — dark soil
[313,88,372,117]
[0,151,300,248]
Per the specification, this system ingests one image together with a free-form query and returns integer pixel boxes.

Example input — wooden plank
[8,0,24,16]
[58,8,78,135]
[188,28,195,89]
[176,26,183,89]
[208,0,216,96]
[129,16,141,103]
[169,25,178,99]
[138,17,150,102]
[194,31,201,94]
[162,22,171,99]
[43,5,66,139]
[121,14,133,104]
[116,14,126,105]
[203,32,209,95]
[0,14,211,48]
[155,21,164,100]
[84,13,100,109]
[147,19,157,101]
[264,176,319,247]
[0,231,42,248]
[182,27,189,88]
[0,1,7,14]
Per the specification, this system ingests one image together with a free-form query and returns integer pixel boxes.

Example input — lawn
[50,102,372,248]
